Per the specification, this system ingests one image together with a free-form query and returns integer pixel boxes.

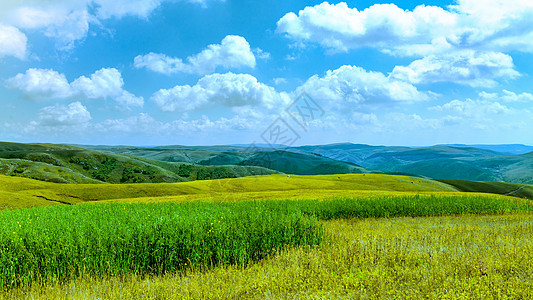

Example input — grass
[438,179,533,200]
[0,193,530,290]
[1,172,532,298]
[0,173,461,210]
[3,213,533,299]
[0,201,323,288]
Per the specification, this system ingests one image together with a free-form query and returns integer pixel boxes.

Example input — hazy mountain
[436,144,533,155]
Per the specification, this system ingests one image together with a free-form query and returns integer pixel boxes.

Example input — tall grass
[287,194,533,219]
[0,193,531,289]
[0,201,322,288]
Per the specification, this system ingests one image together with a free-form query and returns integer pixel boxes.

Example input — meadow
[0,173,532,298]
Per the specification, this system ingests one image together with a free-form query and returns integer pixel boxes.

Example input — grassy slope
[99,146,372,175]
[0,142,279,184]
[437,179,533,199]
[0,173,461,210]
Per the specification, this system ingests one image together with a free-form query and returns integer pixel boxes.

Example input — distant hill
[24,142,533,185]
[437,144,533,155]
[287,143,533,184]
[0,142,279,184]
[99,146,372,175]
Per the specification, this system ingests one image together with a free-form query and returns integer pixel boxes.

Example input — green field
[0,172,532,298]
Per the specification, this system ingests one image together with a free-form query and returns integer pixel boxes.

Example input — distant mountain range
[288,143,533,184]
[1,141,532,185]
[98,142,533,184]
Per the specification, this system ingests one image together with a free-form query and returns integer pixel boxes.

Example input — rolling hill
[288,143,533,184]
[96,146,372,175]
[0,173,459,210]
[0,142,279,184]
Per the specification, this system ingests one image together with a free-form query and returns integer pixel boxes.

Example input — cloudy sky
[1,0,533,146]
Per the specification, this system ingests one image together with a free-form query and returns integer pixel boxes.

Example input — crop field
[0,173,532,298]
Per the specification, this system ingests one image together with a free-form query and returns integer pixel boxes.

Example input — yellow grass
[0,173,460,210]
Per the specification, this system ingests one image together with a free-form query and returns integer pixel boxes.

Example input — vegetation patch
[0,193,531,289]
[0,201,322,288]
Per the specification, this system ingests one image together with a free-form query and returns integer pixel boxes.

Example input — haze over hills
[288,143,533,184]
[436,144,533,155]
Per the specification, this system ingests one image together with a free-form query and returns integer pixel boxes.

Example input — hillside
[0,173,462,210]
[98,146,372,175]
[0,142,279,184]
[437,179,533,199]
[288,143,533,184]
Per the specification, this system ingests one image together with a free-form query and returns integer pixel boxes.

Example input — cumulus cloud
[151,72,290,112]
[134,35,256,75]
[71,68,125,99]
[296,65,432,113]
[37,101,92,126]
[390,51,520,87]
[0,24,27,59]
[6,68,143,108]
[276,1,533,56]
[0,0,221,54]
[6,68,72,99]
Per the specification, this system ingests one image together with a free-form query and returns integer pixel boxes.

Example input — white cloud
[253,48,271,60]
[272,78,287,85]
[0,0,221,54]
[0,24,27,59]
[384,113,462,130]
[431,99,511,117]
[5,5,92,50]
[151,72,290,112]
[6,67,143,108]
[37,101,92,126]
[93,113,255,136]
[6,68,72,99]
[134,35,256,75]
[276,1,533,56]
[351,112,379,126]
[390,51,520,87]
[276,2,457,55]
[133,53,186,75]
[479,90,533,103]
[297,65,432,113]
[71,68,125,99]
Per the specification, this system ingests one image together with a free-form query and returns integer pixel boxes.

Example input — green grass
[3,213,533,299]
[0,192,531,289]
[0,201,323,288]
[438,179,533,200]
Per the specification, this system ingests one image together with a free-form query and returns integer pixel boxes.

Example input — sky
[1,0,533,147]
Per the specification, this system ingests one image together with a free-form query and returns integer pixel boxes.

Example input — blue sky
[1,0,533,146]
